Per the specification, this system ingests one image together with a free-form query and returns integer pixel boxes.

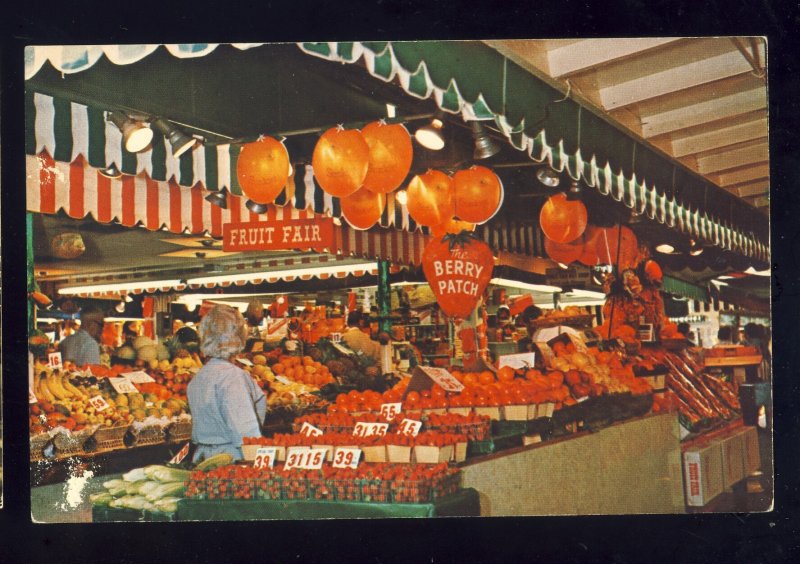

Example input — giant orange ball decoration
[340,187,387,230]
[237,138,291,204]
[406,170,455,227]
[578,225,601,266]
[539,193,588,243]
[361,121,413,194]
[430,216,476,238]
[452,166,504,224]
[595,225,639,269]
[312,127,370,198]
[544,235,584,264]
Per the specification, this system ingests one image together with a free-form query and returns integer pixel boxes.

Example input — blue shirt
[58,329,101,366]
[187,358,266,461]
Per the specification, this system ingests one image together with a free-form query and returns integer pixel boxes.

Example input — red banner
[223,218,334,252]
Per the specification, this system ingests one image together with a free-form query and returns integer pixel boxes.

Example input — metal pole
[27,212,36,335]
[377,260,393,373]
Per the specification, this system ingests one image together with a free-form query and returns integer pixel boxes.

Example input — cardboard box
[536,402,555,419]
[474,406,502,420]
[721,431,746,489]
[523,434,542,446]
[502,404,530,421]
[241,444,260,461]
[740,427,761,476]
[683,441,724,506]
[362,445,387,463]
[386,444,412,463]
[447,407,473,416]
[454,441,467,463]
[414,444,454,464]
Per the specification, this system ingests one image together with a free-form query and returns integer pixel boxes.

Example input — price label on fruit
[498,352,536,370]
[253,447,278,469]
[332,447,361,469]
[236,357,254,367]
[125,371,155,384]
[169,442,191,464]
[89,395,110,412]
[353,422,389,438]
[48,352,63,370]
[275,375,293,385]
[299,422,324,437]
[379,402,402,422]
[109,376,138,394]
[418,366,464,392]
[398,418,422,437]
[29,387,38,404]
[284,447,325,470]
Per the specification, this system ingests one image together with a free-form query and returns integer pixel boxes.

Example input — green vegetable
[103,479,125,490]
[154,497,181,513]
[125,480,149,495]
[138,481,161,496]
[123,467,147,482]
[151,467,192,484]
[120,495,148,510]
[145,482,186,501]
[108,485,128,498]
[89,492,114,506]
[194,453,233,472]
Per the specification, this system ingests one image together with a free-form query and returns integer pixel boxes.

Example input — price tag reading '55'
[353,422,389,438]
[284,447,325,470]
[379,402,402,422]
[332,447,361,469]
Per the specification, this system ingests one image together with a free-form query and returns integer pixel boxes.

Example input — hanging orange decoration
[340,187,387,230]
[361,121,413,194]
[312,127,370,198]
[539,192,588,243]
[544,235,584,264]
[452,166,504,224]
[237,137,291,204]
[406,170,455,227]
[595,225,639,269]
[577,225,601,266]
[430,216,476,238]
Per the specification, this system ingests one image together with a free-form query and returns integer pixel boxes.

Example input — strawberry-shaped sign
[422,231,494,319]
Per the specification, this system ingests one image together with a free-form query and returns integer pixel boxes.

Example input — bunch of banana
[34,370,89,402]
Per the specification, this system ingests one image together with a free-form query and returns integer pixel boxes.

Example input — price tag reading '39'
[253,447,278,470]
[332,447,361,469]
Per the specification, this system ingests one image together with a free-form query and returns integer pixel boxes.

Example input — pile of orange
[272,355,335,387]
[330,389,387,413]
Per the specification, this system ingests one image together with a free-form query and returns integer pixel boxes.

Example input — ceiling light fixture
[115,301,126,313]
[205,188,229,209]
[689,239,704,256]
[557,262,569,269]
[123,294,133,303]
[536,167,560,187]
[107,111,154,153]
[152,118,197,158]
[470,121,501,160]
[655,243,676,254]
[245,200,269,214]
[414,118,445,151]
[99,164,123,179]
[186,261,380,286]
[58,279,184,295]
[490,278,562,293]
[566,180,582,201]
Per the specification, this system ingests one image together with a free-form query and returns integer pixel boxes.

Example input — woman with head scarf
[187,304,266,462]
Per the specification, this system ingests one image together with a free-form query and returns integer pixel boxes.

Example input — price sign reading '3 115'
[223,218,334,252]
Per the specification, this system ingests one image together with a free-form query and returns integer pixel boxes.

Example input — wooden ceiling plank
[487,39,551,74]
[748,195,770,208]
[714,163,770,186]
[599,49,754,110]
[641,87,766,138]
[735,180,770,198]
[696,142,769,174]
[671,117,767,157]
[546,38,684,78]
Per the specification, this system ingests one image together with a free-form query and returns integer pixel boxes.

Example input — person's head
[744,323,763,343]
[520,305,543,330]
[198,304,247,359]
[347,310,363,328]
[717,326,732,342]
[79,304,106,340]
[497,306,511,323]
[175,325,199,345]
[677,322,690,337]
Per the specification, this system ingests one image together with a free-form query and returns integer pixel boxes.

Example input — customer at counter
[58,304,105,366]
[517,305,583,352]
[342,310,382,361]
[187,304,266,462]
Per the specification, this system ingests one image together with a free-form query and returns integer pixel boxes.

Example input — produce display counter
[459,413,685,516]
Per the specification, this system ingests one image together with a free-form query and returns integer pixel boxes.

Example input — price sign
[29,387,38,404]
[379,402,402,422]
[89,395,110,412]
[299,422,324,437]
[169,442,191,464]
[398,418,422,437]
[331,332,342,343]
[353,422,389,438]
[498,352,536,370]
[251,341,264,353]
[275,375,293,385]
[236,357,254,367]
[48,352,63,370]
[418,366,464,392]
[125,371,156,384]
[253,447,278,469]
[332,447,361,469]
[109,377,138,394]
[284,447,325,470]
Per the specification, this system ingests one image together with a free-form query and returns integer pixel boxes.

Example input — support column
[27,212,35,335]
[376,260,393,373]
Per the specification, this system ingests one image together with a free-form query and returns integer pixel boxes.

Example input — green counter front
[92,488,480,521]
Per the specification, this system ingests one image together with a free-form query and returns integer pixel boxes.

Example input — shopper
[717,326,735,345]
[516,305,543,352]
[187,304,266,462]
[59,304,105,366]
[342,310,382,361]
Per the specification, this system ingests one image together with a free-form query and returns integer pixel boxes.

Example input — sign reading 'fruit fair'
[222,218,334,252]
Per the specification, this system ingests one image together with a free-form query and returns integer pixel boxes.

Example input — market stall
[25,40,770,521]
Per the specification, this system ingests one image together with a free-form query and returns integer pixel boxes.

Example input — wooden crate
[683,441,724,507]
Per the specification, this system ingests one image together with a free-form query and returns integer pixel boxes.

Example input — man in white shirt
[59,304,105,366]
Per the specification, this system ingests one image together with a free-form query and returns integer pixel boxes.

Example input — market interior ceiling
[488,38,769,213]
[27,40,769,302]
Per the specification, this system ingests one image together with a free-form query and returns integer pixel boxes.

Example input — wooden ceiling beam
[696,142,769,174]
[546,38,684,78]
[670,117,767,157]
[599,48,759,110]
[746,195,770,208]
[714,163,770,186]
[641,87,766,138]
[734,180,770,198]
[486,40,551,75]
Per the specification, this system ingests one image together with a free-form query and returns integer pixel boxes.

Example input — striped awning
[26,152,430,268]
[476,220,545,258]
[26,92,418,231]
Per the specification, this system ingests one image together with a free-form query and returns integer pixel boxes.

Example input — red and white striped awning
[28,152,430,271]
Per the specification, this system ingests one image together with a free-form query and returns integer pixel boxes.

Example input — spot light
[152,118,197,158]
[414,118,445,151]
[470,121,501,160]
[107,111,154,153]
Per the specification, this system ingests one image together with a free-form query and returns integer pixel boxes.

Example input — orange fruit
[463,373,479,386]
[497,366,515,383]
[478,371,495,385]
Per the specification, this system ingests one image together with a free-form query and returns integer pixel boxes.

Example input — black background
[2,1,799,561]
